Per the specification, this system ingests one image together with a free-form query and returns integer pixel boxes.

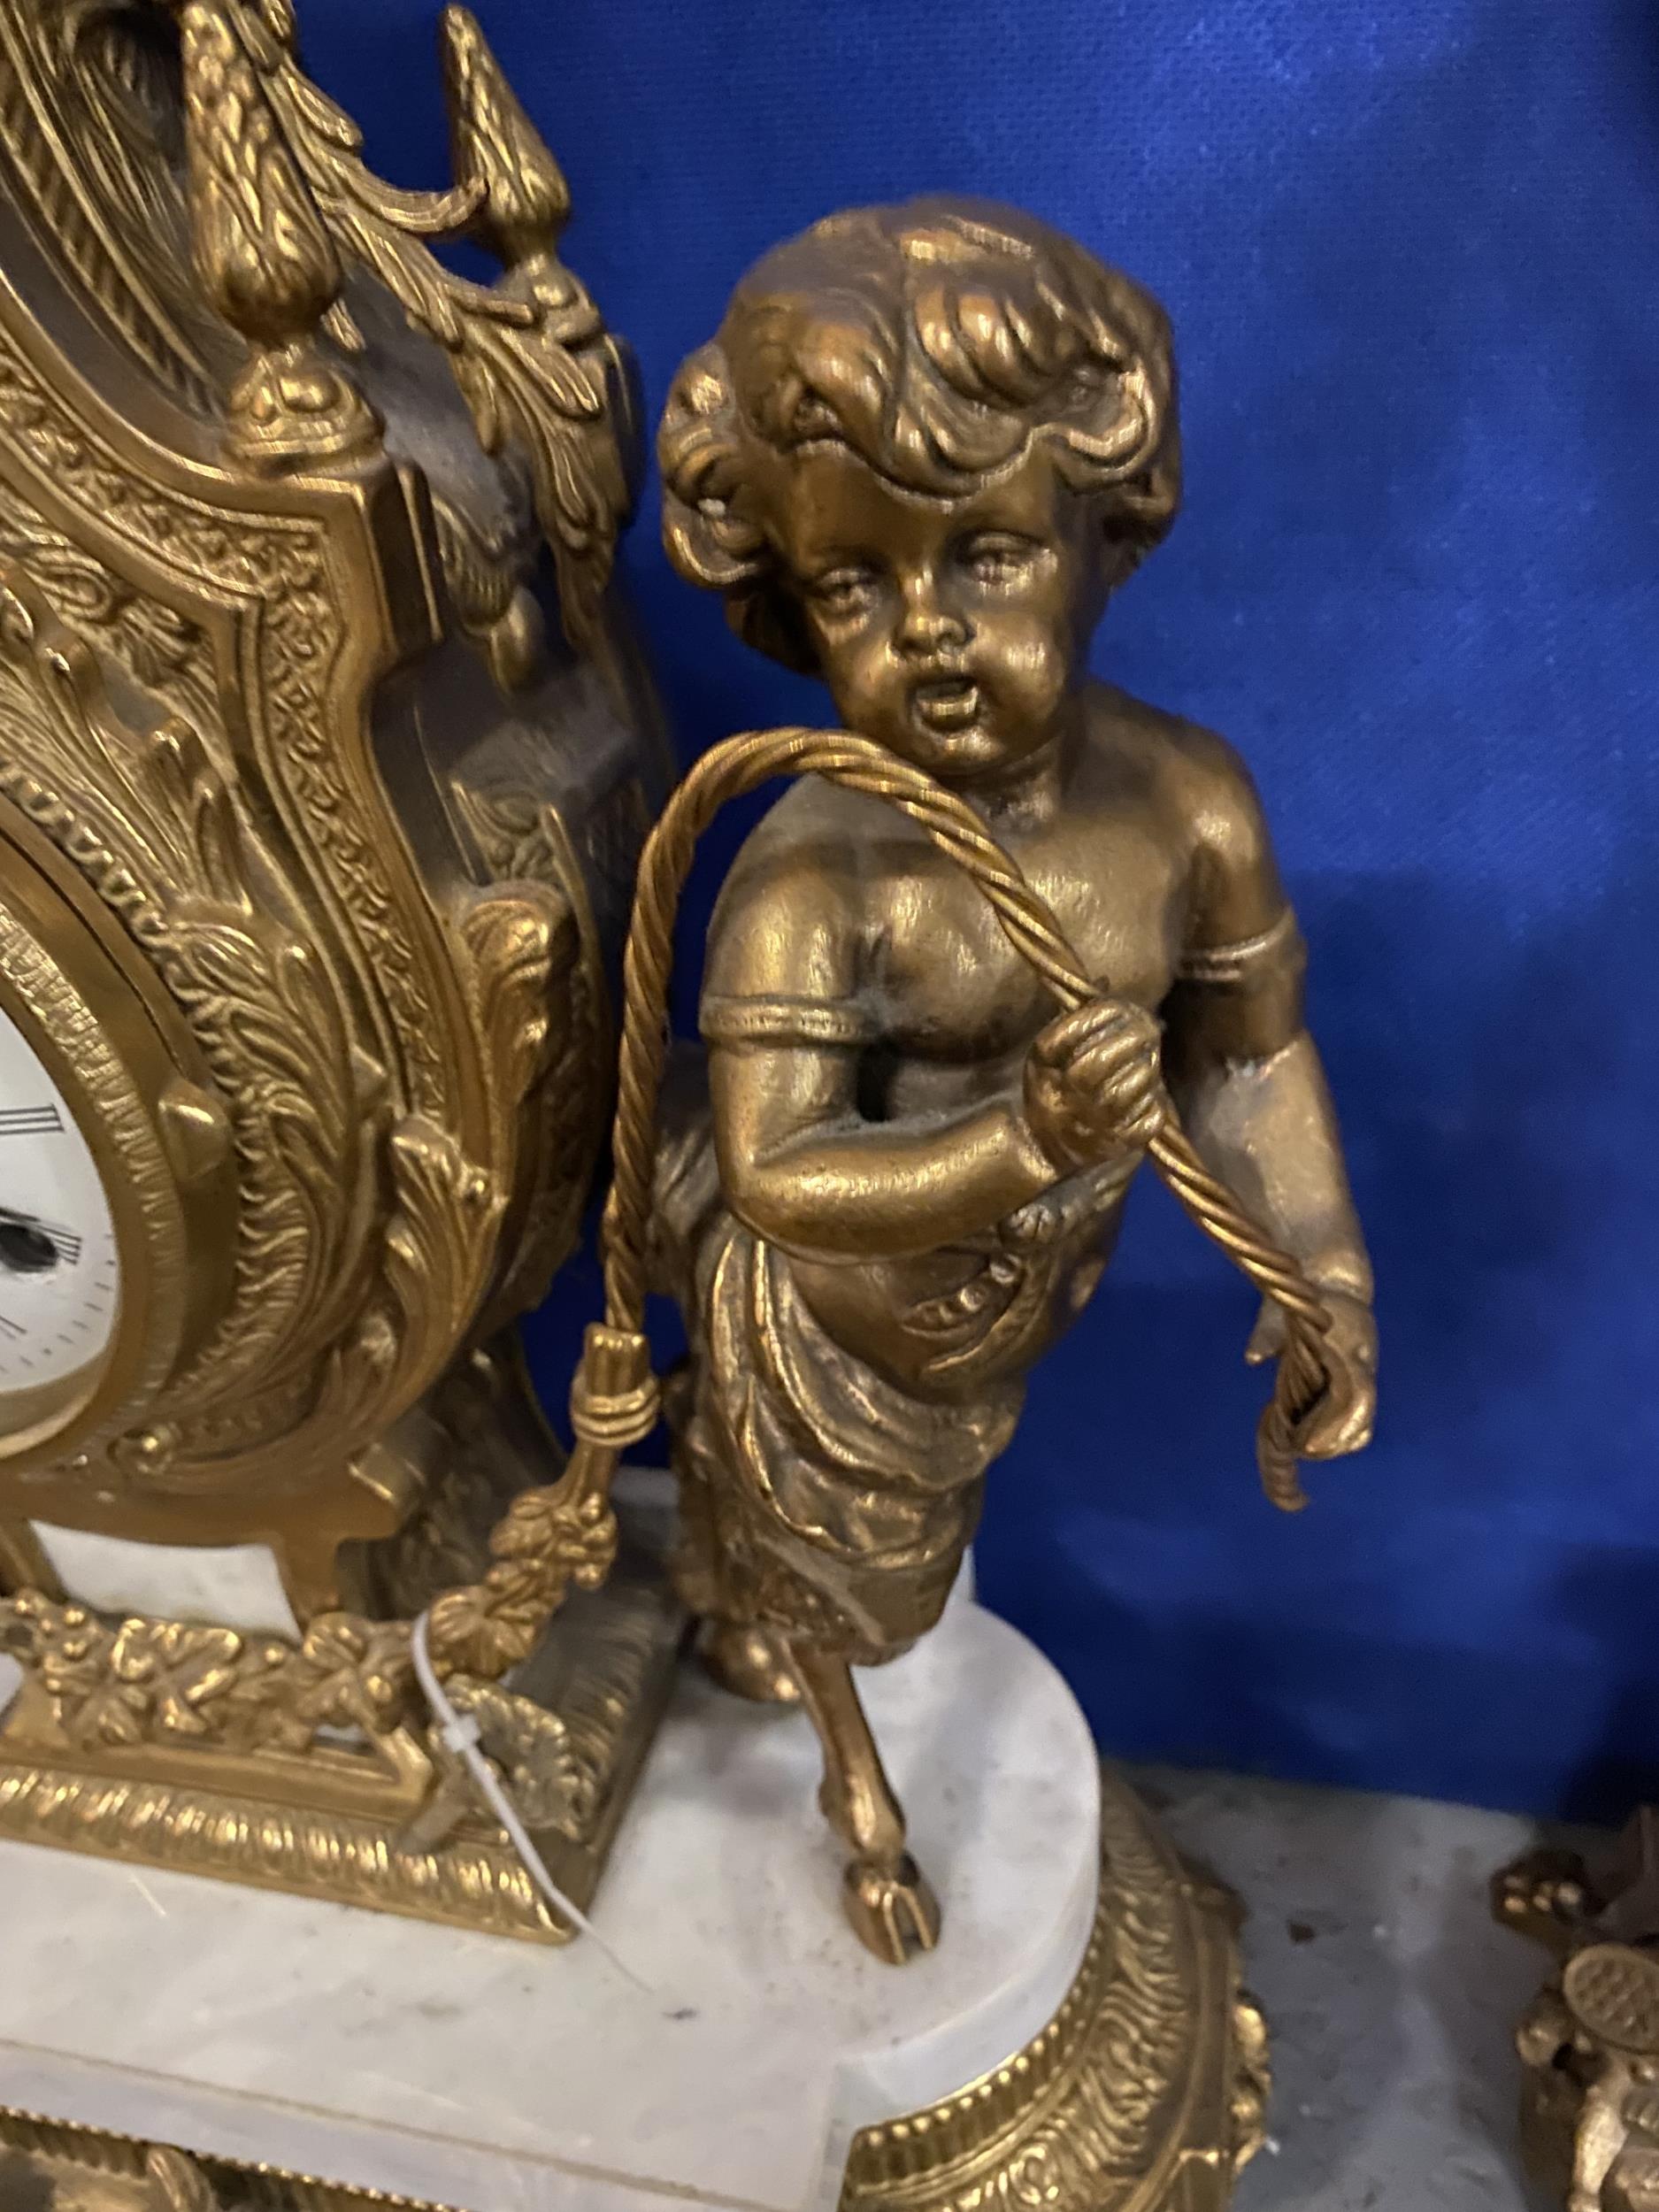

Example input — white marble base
[26,1523,301,1639]
[0,1584,1101,2212]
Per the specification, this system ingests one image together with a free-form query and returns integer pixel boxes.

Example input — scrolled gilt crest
[0,0,636,639]
[173,0,634,641]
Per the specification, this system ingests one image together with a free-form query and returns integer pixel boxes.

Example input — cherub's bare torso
[703,686,1286,1392]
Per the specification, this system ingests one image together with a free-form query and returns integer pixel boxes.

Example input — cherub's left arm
[1160,731,1376,1460]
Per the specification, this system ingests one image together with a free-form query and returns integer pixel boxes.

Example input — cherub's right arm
[703,850,1055,1259]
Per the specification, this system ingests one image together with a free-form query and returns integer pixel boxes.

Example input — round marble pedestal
[0,1594,1264,2212]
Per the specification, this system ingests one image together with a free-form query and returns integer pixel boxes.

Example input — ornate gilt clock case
[0,0,677,1932]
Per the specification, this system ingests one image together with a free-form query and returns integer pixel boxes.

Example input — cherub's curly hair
[658,197,1180,672]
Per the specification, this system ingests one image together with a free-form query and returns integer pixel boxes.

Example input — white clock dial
[0,1002,119,1401]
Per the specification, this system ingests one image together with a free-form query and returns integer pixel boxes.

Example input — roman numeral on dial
[0,1104,62,1136]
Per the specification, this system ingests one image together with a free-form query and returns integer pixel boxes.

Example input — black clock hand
[0,1206,64,1273]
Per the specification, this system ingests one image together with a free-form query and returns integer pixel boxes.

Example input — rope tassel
[424,726,1336,1683]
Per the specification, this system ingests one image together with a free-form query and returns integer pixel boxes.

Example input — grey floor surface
[1141,1765,1576,2211]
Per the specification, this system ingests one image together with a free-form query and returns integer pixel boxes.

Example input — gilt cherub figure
[650,199,1377,1963]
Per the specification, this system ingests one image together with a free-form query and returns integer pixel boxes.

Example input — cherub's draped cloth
[652,1056,1134,1663]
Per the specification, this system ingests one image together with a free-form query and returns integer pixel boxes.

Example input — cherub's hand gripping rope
[423,728,1338,1682]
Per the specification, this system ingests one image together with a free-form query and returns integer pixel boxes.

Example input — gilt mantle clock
[0,0,678,1935]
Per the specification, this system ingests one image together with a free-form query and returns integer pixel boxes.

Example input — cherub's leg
[701,1621,802,1705]
[668,1436,801,1705]
[787,1642,941,1965]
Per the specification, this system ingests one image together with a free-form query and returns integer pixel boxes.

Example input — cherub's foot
[841,1853,941,1964]
[699,1621,802,1705]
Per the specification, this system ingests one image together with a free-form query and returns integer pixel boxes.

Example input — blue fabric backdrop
[305,0,1659,1819]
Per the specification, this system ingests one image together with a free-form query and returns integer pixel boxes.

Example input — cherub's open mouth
[910,678,981,733]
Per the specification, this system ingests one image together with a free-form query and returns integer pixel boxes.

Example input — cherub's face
[766,442,1102,787]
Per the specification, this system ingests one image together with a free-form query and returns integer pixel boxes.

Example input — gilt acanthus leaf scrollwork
[0,579,511,1491]
[457,884,563,1142]
[440,1671,586,1833]
[0,573,366,1422]
[0,1588,417,1758]
[311,1117,506,1462]
[0,484,214,728]
[454,787,608,1332]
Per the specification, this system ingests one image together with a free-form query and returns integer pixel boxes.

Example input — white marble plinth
[0,1586,1101,2212]
[27,1523,300,1639]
